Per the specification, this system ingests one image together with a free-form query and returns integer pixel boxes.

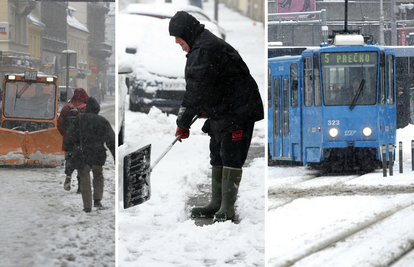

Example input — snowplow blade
[123,144,151,209]
[0,128,64,166]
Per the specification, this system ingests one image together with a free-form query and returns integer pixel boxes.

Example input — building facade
[0,0,37,81]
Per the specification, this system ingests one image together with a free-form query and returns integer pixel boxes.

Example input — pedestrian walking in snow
[57,88,89,193]
[64,97,115,213]
[169,11,264,222]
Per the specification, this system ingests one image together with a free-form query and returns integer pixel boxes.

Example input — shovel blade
[123,144,151,209]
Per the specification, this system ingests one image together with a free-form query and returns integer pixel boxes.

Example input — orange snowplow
[0,70,65,166]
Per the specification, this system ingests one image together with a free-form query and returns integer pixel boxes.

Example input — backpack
[65,103,86,132]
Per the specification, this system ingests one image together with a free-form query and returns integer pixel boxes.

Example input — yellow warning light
[8,75,16,80]
[46,77,54,82]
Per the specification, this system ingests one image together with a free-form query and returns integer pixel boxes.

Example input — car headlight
[363,127,372,137]
[329,128,339,138]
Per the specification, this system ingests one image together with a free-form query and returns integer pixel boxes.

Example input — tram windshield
[321,51,378,106]
[3,82,56,120]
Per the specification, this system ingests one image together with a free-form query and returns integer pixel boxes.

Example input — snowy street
[117,1,266,266]
[0,97,116,267]
[267,125,414,267]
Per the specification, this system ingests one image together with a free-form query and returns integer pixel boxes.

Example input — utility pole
[379,0,385,45]
[214,0,218,22]
[345,0,348,33]
[391,0,397,45]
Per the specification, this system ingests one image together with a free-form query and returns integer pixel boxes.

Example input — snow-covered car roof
[121,3,225,40]
[117,14,186,81]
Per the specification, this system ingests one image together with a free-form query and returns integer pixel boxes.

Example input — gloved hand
[175,127,190,142]
[199,112,207,118]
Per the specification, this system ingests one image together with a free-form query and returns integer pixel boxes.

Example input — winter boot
[94,199,108,210]
[94,199,102,208]
[83,208,91,213]
[191,166,223,218]
[63,176,71,191]
[213,167,242,222]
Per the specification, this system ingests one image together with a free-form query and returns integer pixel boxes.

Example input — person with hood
[169,11,264,222]
[57,88,89,193]
[64,97,115,213]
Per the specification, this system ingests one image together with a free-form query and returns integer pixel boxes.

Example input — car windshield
[321,51,378,106]
[3,82,56,120]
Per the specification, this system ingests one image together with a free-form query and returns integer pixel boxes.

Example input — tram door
[272,75,291,159]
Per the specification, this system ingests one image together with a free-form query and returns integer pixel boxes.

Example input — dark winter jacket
[169,11,264,141]
[64,97,115,166]
[57,88,89,150]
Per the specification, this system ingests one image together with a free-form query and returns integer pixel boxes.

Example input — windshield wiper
[349,79,365,111]
[16,82,32,98]
[14,83,32,110]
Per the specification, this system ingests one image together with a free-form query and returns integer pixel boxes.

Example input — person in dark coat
[169,11,264,222]
[58,88,89,193]
[64,97,115,213]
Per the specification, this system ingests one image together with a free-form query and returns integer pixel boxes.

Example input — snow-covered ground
[267,124,414,267]
[0,96,116,267]
[117,2,266,266]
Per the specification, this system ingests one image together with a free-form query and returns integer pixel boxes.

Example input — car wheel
[129,97,138,111]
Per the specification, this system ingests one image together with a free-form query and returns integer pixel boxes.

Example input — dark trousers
[79,164,104,209]
[209,122,254,169]
[64,152,80,180]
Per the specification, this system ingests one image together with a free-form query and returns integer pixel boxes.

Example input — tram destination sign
[322,52,377,65]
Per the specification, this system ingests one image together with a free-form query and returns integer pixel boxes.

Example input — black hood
[86,97,100,114]
[169,11,205,49]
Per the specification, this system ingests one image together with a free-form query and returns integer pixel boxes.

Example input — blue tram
[268,35,397,171]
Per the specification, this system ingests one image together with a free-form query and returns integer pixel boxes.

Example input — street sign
[90,65,98,73]
[69,69,78,76]
[61,50,77,69]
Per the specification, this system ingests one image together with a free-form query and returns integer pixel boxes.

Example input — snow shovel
[123,114,199,209]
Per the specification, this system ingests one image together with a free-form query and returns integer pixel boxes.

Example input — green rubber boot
[213,167,242,222]
[191,166,223,218]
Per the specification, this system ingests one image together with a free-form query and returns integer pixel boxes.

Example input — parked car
[122,3,225,40]
[118,13,185,114]
[118,4,225,114]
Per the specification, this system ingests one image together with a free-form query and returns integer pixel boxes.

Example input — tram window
[283,78,289,137]
[313,53,321,106]
[290,63,298,108]
[268,65,271,109]
[379,52,386,105]
[274,77,278,137]
[387,54,395,105]
[304,57,312,107]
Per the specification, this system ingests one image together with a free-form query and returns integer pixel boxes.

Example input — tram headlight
[329,128,339,138]
[362,127,372,137]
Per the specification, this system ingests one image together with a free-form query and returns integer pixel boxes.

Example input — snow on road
[267,125,414,267]
[0,98,116,267]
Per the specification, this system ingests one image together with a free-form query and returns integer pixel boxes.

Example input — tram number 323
[327,120,340,125]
